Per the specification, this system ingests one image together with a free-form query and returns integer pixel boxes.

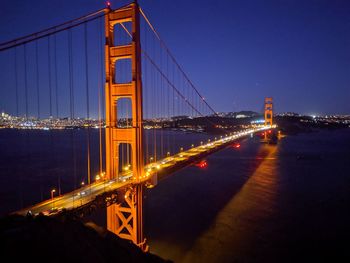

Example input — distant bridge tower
[104,3,147,250]
[264,97,273,126]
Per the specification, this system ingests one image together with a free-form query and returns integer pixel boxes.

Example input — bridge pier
[107,185,147,251]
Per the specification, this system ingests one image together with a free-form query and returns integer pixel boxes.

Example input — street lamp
[51,189,56,209]
[123,164,131,171]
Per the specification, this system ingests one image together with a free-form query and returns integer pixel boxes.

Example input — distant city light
[251,119,265,124]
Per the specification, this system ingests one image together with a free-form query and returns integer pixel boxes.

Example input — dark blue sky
[1,0,349,115]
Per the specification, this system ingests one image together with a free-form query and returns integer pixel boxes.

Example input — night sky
[1,0,349,115]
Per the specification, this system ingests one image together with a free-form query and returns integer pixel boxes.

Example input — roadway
[16,125,275,216]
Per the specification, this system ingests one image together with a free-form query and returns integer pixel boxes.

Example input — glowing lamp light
[195,160,208,168]
[233,143,241,148]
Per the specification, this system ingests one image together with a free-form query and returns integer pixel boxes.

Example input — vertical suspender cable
[159,43,163,159]
[14,48,19,116]
[100,17,105,122]
[24,43,30,208]
[84,22,91,186]
[172,61,175,155]
[68,29,75,118]
[54,34,59,118]
[48,35,56,199]
[152,33,157,162]
[97,18,103,176]
[23,44,28,119]
[68,28,77,193]
[53,34,61,196]
[35,41,40,118]
[35,40,43,202]
[48,37,52,117]
[144,25,149,164]
[13,47,22,206]
[166,52,170,155]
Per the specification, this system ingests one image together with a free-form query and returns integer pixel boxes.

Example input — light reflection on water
[145,140,281,262]
[181,145,279,263]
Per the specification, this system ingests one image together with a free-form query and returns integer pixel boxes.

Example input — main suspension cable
[0,8,108,52]
[139,7,218,116]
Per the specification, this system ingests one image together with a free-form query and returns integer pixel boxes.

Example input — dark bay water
[1,128,350,262]
[144,129,350,262]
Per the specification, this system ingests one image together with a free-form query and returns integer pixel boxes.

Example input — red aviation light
[106,1,111,8]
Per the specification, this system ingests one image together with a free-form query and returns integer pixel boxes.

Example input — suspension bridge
[0,2,275,251]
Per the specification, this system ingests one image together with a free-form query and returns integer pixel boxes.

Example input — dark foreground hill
[0,214,171,263]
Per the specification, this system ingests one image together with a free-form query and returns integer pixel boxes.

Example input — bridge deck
[16,126,274,216]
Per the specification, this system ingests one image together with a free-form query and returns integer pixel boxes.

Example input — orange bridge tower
[104,2,147,250]
[264,97,273,126]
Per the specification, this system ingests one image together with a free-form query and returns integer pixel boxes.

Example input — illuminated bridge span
[16,125,273,216]
[0,2,275,251]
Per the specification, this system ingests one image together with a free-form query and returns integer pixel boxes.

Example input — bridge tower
[264,97,273,126]
[104,3,147,250]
